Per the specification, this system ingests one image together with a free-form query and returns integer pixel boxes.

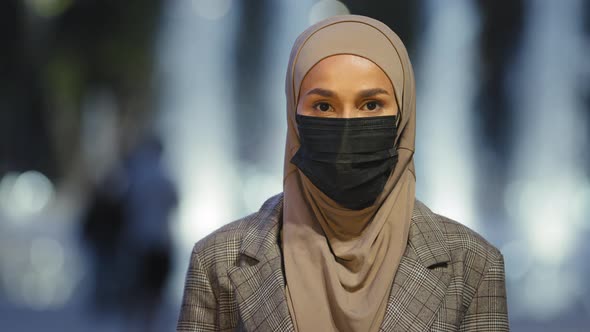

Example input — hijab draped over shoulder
[282,15,417,332]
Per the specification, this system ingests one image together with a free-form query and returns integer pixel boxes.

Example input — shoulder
[412,199,504,286]
[414,199,502,258]
[189,213,253,270]
[189,193,283,271]
[179,196,282,330]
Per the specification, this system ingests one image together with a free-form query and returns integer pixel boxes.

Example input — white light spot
[192,0,233,20]
[505,178,582,266]
[14,171,54,215]
[175,166,236,248]
[308,0,349,25]
[179,193,223,241]
[0,171,54,220]
[528,221,575,266]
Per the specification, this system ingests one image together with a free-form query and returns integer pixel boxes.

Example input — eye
[313,102,332,112]
[361,101,382,111]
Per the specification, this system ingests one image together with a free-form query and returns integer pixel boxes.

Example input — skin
[297,54,398,118]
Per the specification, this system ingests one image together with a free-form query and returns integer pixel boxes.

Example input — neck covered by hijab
[282,15,417,332]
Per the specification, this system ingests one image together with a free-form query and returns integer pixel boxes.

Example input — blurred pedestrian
[81,166,128,315]
[120,135,178,332]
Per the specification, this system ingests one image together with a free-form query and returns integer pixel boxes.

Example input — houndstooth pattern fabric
[177,193,508,331]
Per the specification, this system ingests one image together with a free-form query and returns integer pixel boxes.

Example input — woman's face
[297,54,398,118]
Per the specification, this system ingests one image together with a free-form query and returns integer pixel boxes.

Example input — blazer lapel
[227,194,295,332]
[380,200,453,331]
[227,195,452,331]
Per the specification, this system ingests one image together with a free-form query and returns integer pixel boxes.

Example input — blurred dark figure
[120,135,178,332]
[82,135,178,332]
[81,168,128,315]
[474,0,525,225]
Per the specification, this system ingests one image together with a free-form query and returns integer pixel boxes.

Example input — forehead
[299,54,394,93]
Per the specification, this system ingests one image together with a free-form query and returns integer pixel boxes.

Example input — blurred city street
[1,0,589,331]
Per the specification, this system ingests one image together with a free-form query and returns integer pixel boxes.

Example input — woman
[178,15,508,332]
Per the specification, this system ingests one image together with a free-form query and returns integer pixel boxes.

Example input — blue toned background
[1,0,589,331]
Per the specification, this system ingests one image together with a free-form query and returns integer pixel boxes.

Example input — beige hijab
[282,15,417,332]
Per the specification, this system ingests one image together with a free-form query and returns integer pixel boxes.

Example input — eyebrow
[357,88,390,98]
[304,87,390,99]
[305,88,335,98]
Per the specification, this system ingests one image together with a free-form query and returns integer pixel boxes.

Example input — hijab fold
[282,15,417,332]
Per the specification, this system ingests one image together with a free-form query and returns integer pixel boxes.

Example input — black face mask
[291,114,399,210]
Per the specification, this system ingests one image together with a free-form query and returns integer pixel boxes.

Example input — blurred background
[1,0,589,331]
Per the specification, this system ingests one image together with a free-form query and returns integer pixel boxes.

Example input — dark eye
[367,101,380,111]
[316,102,331,112]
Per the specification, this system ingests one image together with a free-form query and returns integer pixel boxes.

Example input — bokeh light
[0,171,54,221]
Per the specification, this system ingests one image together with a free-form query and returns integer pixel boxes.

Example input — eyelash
[361,101,383,111]
[312,102,333,112]
[312,100,384,112]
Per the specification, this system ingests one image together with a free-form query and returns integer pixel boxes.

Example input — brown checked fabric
[177,193,509,331]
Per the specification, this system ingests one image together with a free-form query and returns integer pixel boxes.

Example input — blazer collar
[406,199,452,267]
[227,193,294,332]
[230,193,453,331]
[239,193,284,262]
[238,193,451,268]
[379,199,454,330]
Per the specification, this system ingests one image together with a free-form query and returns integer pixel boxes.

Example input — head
[282,15,416,211]
[296,54,399,118]
[284,15,416,184]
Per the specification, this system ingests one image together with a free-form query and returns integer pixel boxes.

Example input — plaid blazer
[178,193,508,331]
